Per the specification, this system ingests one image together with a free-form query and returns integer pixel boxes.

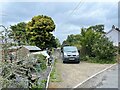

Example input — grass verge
[50,59,62,82]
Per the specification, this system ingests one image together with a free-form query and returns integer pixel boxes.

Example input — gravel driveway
[48,50,114,88]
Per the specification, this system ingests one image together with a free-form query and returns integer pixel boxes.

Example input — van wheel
[63,61,65,63]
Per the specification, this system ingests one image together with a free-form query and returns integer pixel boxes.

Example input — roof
[106,25,120,35]
[31,51,50,59]
[23,46,41,51]
[9,46,41,51]
[115,28,120,32]
[8,46,22,50]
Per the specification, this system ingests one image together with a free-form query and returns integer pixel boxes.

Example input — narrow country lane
[96,64,118,88]
[48,50,114,88]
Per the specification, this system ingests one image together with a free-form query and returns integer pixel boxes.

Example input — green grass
[50,59,62,82]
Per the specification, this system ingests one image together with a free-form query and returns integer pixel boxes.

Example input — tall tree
[26,15,56,50]
[87,24,105,34]
[9,22,27,45]
[55,38,61,47]
[62,34,81,48]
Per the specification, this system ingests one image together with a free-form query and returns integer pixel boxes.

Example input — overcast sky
[0,1,118,43]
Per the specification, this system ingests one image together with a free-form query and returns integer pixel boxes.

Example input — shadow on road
[63,62,80,64]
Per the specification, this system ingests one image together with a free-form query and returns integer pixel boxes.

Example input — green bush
[31,79,47,89]
[87,57,116,64]
[63,25,117,64]
[80,55,89,61]
[34,54,47,71]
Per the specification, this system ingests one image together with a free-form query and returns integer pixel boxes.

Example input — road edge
[73,63,117,89]
[46,56,55,89]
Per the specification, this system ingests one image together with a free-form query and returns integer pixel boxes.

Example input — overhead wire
[60,0,84,27]
[70,0,83,16]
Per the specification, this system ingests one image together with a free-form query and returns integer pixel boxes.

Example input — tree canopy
[63,25,116,63]
[9,22,27,45]
[87,24,105,34]
[26,15,56,49]
[9,15,59,50]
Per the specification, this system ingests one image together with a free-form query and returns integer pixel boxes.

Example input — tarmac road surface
[96,64,118,88]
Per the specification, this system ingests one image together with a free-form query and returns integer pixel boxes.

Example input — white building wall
[106,29,119,46]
